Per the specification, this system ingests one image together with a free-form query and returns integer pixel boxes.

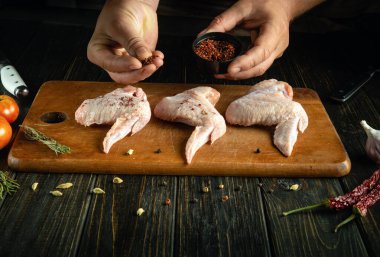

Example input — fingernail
[135,47,151,60]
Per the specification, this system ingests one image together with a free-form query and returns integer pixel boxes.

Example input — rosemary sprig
[20,125,71,155]
[0,171,20,199]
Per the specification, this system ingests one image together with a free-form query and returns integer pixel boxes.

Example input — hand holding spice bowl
[198,0,324,80]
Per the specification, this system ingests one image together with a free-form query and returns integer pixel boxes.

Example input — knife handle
[0,65,29,97]
[329,72,375,103]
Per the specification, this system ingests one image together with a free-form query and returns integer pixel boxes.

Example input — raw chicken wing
[225,79,308,156]
[154,87,226,164]
[75,86,151,153]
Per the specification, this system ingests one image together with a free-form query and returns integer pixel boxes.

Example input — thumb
[117,25,152,61]
[198,2,245,36]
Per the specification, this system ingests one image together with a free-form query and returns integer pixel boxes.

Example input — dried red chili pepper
[283,169,380,216]
[334,182,380,232]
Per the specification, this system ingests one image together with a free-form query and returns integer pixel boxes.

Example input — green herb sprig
[20,125,71,155]
[0,171,20,199]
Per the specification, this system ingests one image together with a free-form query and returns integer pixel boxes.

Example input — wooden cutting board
[8,81,350,177]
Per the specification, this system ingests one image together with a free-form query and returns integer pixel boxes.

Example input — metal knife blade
[0,50,29,97]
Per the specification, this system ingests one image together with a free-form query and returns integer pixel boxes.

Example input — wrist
[284,0,325,20]
[106,0,160,10]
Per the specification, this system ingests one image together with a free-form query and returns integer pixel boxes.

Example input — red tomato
[0,116,12,149]
[0,95,20,123]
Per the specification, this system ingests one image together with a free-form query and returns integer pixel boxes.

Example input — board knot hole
[40,112,67,123]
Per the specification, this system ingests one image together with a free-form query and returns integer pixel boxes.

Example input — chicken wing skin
[75,85,151,153]
[225,79,308,156]
[154,87,226,164]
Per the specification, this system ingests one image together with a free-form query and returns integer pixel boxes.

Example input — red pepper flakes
[141,56,153,65]
[194,39,236,62]
[222,195,229,202]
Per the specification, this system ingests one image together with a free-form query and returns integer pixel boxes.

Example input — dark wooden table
[0,7,379,257]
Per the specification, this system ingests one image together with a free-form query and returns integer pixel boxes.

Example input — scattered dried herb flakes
[202,186,210,193]
[20,125,71,155]
[50,190,63,197]
[56,182,73,189]
[136,208,145,216]
[289,184,300,191]
[92,187,105,194]
[222,195,230,202]
[0,171,19,199]
[113,177,123,184]
[154,149,162,154]
[31,182,39,191]
[255,148,261,154]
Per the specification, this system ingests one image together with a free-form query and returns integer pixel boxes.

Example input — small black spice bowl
[192,32,243,75]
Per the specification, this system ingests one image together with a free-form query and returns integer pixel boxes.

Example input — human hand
[87,0,164,84]
[200,0,322,80]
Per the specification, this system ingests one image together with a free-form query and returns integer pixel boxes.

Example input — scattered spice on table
[283,169,380,216]
[335,182,380,232]
[0,171,19,199]
[202,186,210,193]
[136,208,145,216]
[154,148,162,154]
[124,149,134,156]
[31,182,39,191]
[113,177,123,184]
[50,190,63,197]
[222,195,229,202]
[56,182,73,189]
[20,125,71,155]
[194,39,236,62]
[255,148,261,154]
[92,187,105,194]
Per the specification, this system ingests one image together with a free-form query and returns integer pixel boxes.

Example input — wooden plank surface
[0,8,379,257]
[8,81,350,176]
